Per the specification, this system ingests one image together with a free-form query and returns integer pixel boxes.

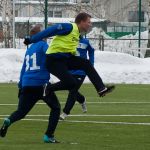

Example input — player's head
[75,12,92,33]
[30,24,43,36]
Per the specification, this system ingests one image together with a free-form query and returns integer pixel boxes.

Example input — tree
[64,0,110,19]
[1,0,13,48]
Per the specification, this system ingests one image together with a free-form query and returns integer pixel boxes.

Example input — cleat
[98,85,115,97]
[81,98,87,113]
[0,118,11,137]
[59,113,68,120]
[43,135,59,143]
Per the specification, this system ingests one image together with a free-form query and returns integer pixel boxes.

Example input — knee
[56,103,61,113]
[84,59,93,68]
[51,104,61,114]
[80,59,93,72]
[66,79,77,90]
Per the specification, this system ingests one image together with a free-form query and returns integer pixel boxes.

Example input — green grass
[0,83,150,150]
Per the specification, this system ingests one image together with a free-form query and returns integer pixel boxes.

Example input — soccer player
[0,25,60,143]
[24,12,115,98]
[60,36,94,120]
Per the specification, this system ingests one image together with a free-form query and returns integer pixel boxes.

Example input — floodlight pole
[44,0,48,29]
[138,0,141,57]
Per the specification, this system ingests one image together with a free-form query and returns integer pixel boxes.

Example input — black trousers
[9,86,60,137]
[46,55,105,93]
[63,75,85,115]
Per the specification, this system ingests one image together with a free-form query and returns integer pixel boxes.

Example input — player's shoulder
[35,40,49,49]
[58,23,73,27]
[56,23,73,31]
[27,41,48,53]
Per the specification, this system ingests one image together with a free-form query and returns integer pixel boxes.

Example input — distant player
[24,12,115,99]
[60,36,94,120]
[0,25,60,143]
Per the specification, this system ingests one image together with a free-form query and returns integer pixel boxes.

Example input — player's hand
[18,88,22,98]
[24,36,31,45]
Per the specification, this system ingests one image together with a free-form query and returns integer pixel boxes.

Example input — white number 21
[25,53,40,71]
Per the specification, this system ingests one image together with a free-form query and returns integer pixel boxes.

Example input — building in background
[0,0,150,46]
[12,0,150,31]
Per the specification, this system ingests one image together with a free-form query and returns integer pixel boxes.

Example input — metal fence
[0,36,149,58]
[88,37,149,58]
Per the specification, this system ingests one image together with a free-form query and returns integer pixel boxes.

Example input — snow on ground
[0,48,150,84]
[0,49,25,83]
[94,51,150,84]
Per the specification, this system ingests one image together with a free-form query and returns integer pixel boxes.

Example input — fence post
[99,35,104,51]
[146,21,150,57]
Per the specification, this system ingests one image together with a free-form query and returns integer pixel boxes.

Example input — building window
[48,11,53,17]
[128,11,145,22]
[48,11,62,18]
[53,0,77,2]
[81,0,90,3]
[15,10,18,17]
[54,11,62,18]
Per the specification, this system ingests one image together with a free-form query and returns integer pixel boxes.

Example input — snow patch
[0,49,150,84]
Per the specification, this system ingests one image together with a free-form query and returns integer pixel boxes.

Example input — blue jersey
[18,41,50,88]
[70,37,95,76]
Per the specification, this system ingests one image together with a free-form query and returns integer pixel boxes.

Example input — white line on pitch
[0,117,150,126]
[0,114,150,117]
[69,114,150,117]
[64,120,150,126]
[1,101,150,106]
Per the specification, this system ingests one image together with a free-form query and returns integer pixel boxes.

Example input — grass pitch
[0,83,150,150]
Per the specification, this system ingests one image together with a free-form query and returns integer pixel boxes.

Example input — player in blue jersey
[24,13,115,98]
[0,25,60,143]
[60,36,94,120]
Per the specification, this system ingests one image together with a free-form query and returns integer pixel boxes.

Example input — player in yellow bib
[24,12,115,98]
[46,23,79,55]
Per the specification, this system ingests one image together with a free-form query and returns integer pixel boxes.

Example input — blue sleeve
[42,41,49,53]
[30,23,73,43]
[18,56,26,89]
[87,40,95,65]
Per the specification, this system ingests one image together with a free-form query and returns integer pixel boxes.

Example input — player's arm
[87,40,95,66]
[24,23,73,45]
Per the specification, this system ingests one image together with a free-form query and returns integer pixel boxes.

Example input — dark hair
[30,24,42,35]
[75,12,91,24]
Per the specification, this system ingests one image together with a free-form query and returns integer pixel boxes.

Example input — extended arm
[24,23,73,45]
